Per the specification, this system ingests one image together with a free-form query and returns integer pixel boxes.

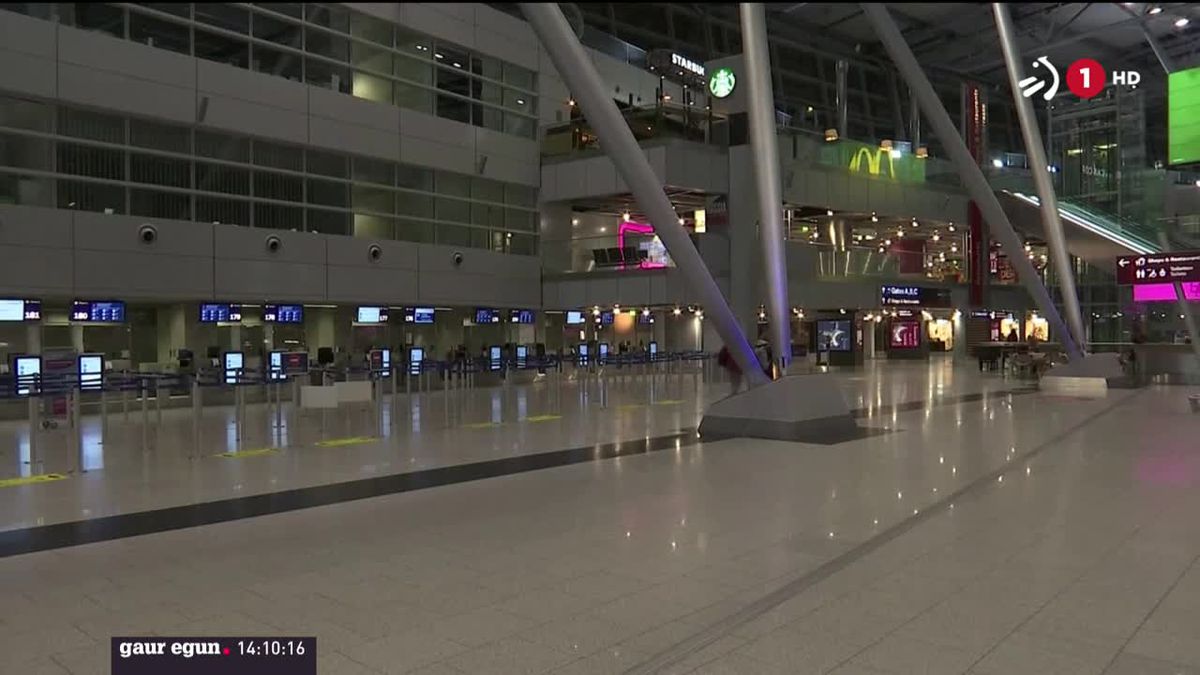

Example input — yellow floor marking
[315,436,378,448]
[654,399,685,405]
[0,473,67,488]
[463,421,502,429]
[523,414,562,423]
[215,448,279,459]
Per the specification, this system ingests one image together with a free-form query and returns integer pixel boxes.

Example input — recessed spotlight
[1175,17,1189,27]
[435,53,444,59]
[1149,6,1163,14]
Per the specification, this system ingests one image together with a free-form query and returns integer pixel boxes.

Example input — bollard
[191,379,201,459]
[28,395,40,471]
[141,380,149,452]
[71,388,83,473]
[100,383,108,445]
[155,378,163,427]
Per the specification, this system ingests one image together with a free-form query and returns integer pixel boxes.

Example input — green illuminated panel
[1169,67,1200,166]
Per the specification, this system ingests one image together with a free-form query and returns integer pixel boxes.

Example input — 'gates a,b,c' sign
[1116,252,1200,285]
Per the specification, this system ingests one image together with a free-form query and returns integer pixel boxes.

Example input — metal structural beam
[519,3,770,386]
[860,3,1083,361]
[740,2,792,373]
[994,3,1088,352]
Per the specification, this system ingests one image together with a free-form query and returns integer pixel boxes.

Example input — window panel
[350,12,391,46]
[352,213,393,239]
[253,12,302,48]
[352,41,391,74]
[352,72,392,104]
[256,3,302,19]
[436,59,471,96]
[395,28,431,57]
[396,165,432,191]
[503,112,534,139]
[394,82,434,115]
[472,178,504,203]
[396,219,432,243]
[130,119,190,153]
[436,196,469,223]
[503,63,535,91]
[195,28,250,68]
[504,207,535,231]
[61,3,125,38]
[196,195,249,224]
[0,95,52,132]
[394,53,432,85]
[306,207,349,234]
[195,3,249,32]
[58,180,126,213]
[130,188,189,219]
[306,177,348,207]
[306,27,349,61]
[253,141,303,171]
[129,12,190,54]
[508,232,536,255]
[0,132,53,171]
[503,88,533,116]
[195,162,250,195]
[474,105,503,132]
[352,157,392,185]
[306,4,349,32]
[195,131,249,162]
[436,223,471,247]
[252,44,302,81]
[306,150,347,178]
[352,184,393,214]
[470,227,490,250]
[57,144,125,180]
[505,184,536,207]
[435,94,467,126]
[472,54,503,81]
[396,192,432,218]
[130,153,190,188]
[435,171,469,197]
[306,56,352,93]
[58,108,125,144]
[0,172,53,206]
[254,202,303,229]
[253,170,302,202]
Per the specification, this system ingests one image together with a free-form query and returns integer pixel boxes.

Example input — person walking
[717,345,743,394]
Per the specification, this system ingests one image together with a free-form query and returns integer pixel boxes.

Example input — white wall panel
[214,261,325,301]
[309,117,400,163]
[0,244,71,296]
[0,50,56,99]
[58,64,195,125]
[199,94,307,144]
[195,60,306,111]
[399,134,474,174]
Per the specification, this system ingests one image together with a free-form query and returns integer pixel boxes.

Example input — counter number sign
[709,67,736,98]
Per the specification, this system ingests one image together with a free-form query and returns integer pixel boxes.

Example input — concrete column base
[1040,352,1130,397]
[699,374,859,444]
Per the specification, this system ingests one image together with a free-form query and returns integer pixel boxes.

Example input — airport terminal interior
[0,2,1198,673]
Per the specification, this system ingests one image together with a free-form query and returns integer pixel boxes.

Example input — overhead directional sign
[1116,251,1200,285]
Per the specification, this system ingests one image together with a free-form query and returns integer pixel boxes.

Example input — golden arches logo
[848,147,895,178]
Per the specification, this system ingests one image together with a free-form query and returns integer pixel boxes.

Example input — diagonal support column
[860,3,1082,361]
[994,3,1087,352]
[520,3,769,386]
[740,2,792,373]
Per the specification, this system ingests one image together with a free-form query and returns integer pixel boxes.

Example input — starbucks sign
[709,67,736,98]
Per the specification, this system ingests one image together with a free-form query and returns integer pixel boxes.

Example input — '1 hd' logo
[1065,59,1106,99]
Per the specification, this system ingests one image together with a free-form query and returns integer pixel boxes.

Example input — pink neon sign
[1133,282,1200,302]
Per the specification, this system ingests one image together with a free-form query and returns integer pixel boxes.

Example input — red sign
[1116,252,1200,285]
[1066,59,1106,99]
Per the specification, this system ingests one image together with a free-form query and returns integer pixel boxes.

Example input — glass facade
[2,3,538,139]
[0,96,538,254]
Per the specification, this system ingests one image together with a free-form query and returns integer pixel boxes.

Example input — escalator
[996,190,1197,271]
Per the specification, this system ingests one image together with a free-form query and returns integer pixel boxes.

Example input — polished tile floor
[2,358,1198,674]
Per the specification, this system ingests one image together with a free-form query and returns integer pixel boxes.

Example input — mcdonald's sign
[821,139,926,184]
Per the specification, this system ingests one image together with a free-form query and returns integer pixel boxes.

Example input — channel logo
[1020,56,1141,101]
[1019,56,1060,100]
